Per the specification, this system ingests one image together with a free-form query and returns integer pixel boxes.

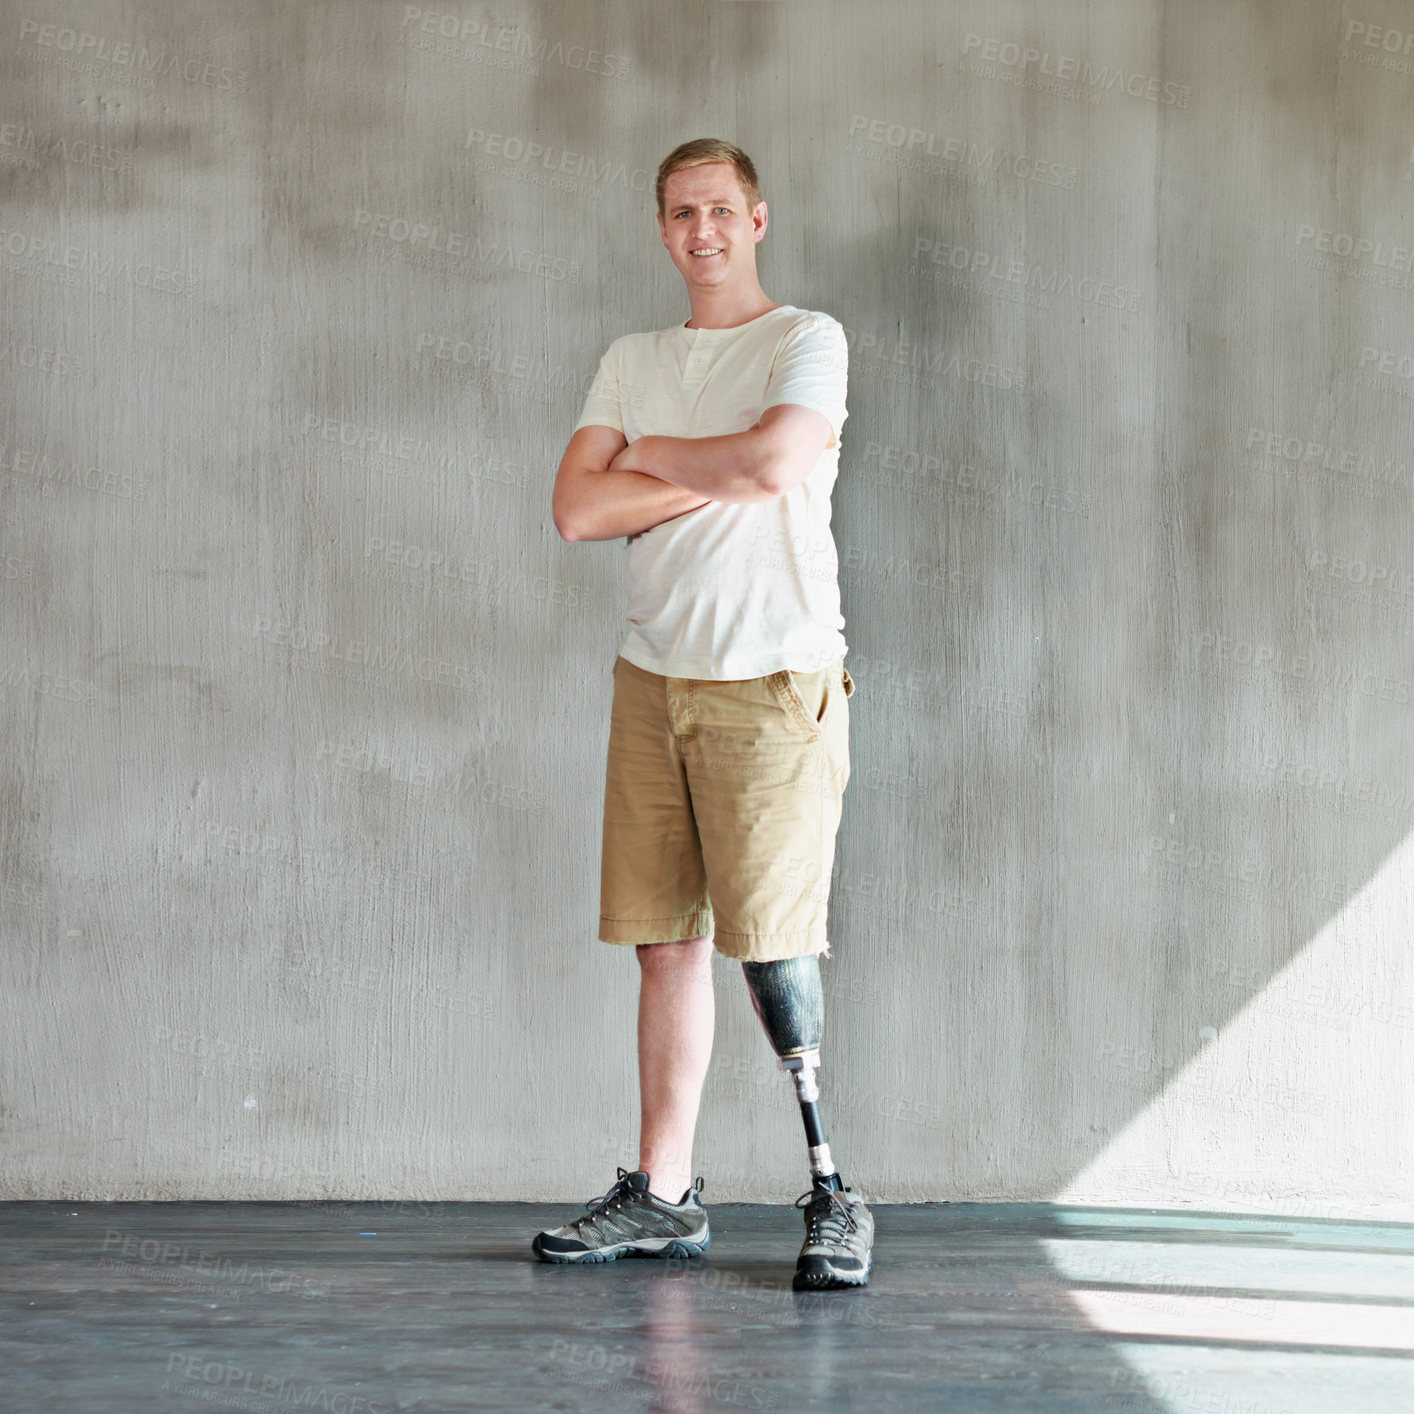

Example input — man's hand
[553,424,713,542]
[605,439,649,477]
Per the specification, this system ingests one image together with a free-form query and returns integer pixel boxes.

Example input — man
[533,138,873,1290]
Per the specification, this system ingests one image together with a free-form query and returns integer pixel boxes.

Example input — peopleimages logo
[0,122,132,173]
[397,8,631,79]
[961,33,1191,106]
[838,325,1026,391]
[847,114,1078,188]
[1243,427,1412,493]
[1341,19,1414,75]
[911,235,1141,311]
[463,128,652,194]
[1358,347,1414,380]
[17,19,249,92]
[1294,224,1414,270]
[1344,19,1414,54]
[351,208,579,281]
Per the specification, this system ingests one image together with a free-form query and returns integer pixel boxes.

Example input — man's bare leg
[636,935,715,1203]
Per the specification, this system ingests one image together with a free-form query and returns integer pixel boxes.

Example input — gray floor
[3,1199,1413,1412]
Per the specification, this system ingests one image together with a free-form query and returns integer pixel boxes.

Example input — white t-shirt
[573,304,850,679]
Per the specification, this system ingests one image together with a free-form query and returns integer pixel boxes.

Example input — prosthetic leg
[740,956,844,1193]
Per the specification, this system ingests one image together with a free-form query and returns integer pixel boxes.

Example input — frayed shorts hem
[713,930,831,963]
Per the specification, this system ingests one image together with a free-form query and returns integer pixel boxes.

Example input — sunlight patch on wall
[1057,834,1414,1217]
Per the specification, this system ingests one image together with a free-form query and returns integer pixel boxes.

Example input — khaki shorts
[599,653,854,963]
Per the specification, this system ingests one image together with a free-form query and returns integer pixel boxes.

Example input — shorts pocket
[769,661,849,743]
[768,669,822,741]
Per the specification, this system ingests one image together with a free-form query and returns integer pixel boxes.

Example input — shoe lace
[582,1166,638,1219]
[794,1186,859,1243]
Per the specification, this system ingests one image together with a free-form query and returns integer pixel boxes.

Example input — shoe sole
[793,1256,872,1290]
[532,1231,711,1264]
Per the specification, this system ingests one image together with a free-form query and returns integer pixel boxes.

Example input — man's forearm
[612,429,778,504]
[566,466,712,542]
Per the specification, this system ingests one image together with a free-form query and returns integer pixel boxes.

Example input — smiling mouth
[690,248,723,257]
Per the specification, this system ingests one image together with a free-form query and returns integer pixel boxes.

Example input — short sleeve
[573,340,625,435]
[760,314,849,448]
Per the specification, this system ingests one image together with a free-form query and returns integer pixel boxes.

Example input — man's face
[657,162,767,291]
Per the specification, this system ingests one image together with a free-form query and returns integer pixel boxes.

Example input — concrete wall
[2,0,1411,1209]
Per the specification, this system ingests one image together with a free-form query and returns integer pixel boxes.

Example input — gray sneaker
[793,1181,874,1289]
[532,1168,711,1264]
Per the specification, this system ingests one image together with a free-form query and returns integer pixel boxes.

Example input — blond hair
[655,139,762,218]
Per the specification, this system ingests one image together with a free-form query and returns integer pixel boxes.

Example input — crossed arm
[552,403,835,543]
